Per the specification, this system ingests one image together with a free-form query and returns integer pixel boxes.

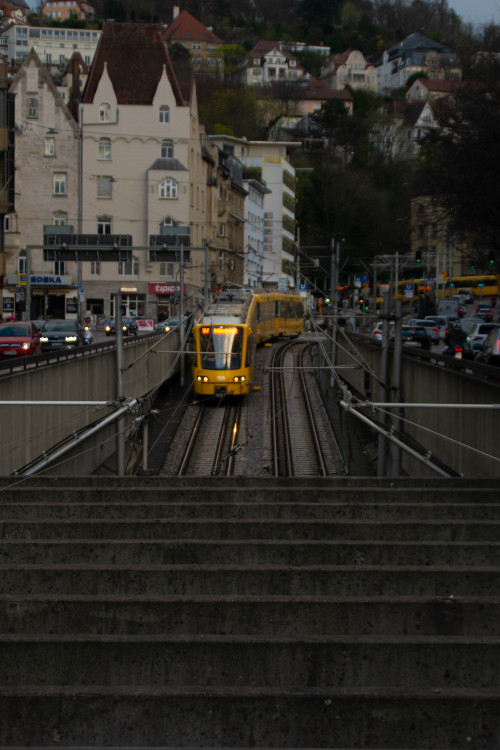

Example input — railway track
[270,340,345,477]
[173,402,244,476]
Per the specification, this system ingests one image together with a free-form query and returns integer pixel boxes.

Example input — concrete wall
[0,332,180,475]
[335,333,500,478]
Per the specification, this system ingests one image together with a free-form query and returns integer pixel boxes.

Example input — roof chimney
[173,5,180,19]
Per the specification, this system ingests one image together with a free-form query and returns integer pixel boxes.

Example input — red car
[0,321,42,358]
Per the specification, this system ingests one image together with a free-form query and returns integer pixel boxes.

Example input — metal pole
[377,292,390,477]
[115,293,125,475]
[391,299,403,476]
[329,238,336,384]
[24,246,31,321]
[142,414,149,472]
[204,244,209,310]
[179,244,185,387]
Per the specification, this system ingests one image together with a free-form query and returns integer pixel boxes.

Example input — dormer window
[159,105,170,123]
[99,103,111,122]
[290,60,296,67]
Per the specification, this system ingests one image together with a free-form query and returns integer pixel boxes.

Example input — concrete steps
[0,476,499,748]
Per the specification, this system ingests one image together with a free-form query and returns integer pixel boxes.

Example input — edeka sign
[148,282,187,295]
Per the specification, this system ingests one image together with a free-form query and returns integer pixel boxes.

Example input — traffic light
[488,251,495,265]
[363,299,370,312]
[415,250,422,264]
[470,260,475,270]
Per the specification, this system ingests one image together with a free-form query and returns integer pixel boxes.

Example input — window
[90,260,100,275]
[159,262,174,276]
[159,104,170,123]
[99,103,111,122]
[97,215,111,234]
[161,140,174,158]
[18,254,27,273]
[4,214,15,233]
[160,217,175,228]
[98,137,111,160]
[45,136,55,156]
[97,176,112,198]
[159,178,178,199]
[218,185,223,200]
[118,259,139,276]
[53,173,67,195]
[53,211,67,225]
[46,53,52,64]
[27,96,38,118]
[54,260,66,275]
[219,223,225,237]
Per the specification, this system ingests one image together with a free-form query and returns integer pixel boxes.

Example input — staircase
[0,476,499,748]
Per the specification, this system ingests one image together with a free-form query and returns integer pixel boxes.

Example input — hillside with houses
[0,1,498,321]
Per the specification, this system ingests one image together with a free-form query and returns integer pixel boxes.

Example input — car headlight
[21,342,30,351]
[65,336,77,342]
[41,336,48,342]
[105,326,111,332]
[122,325,127,332]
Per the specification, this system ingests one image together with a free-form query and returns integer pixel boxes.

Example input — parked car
[39,319,86,351]
[408,319,440,344]
[105,317,139,336]
[401,324,431,350]
[475,327,500,367]
[0,321,42,358]
[475,303,493,322]
[466,322,500,352]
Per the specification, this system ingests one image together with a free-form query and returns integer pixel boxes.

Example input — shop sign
[148,282,186,295]
[12,274,73,287]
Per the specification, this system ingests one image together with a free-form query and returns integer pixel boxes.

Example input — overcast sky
[448,0,500,25]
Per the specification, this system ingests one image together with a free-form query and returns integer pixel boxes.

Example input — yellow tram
[192,289,305,396]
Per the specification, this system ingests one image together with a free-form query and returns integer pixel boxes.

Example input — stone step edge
[2,593,497,603]
[1,634,500,644]
[2,563,500,572]
[1,685,499,699]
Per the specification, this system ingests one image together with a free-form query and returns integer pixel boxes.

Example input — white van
[455,288,474,304]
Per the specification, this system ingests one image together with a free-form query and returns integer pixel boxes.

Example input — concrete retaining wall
[334,334,500,477]
[0,332,180,475]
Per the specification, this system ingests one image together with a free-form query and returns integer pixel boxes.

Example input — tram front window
[200,325,243,369]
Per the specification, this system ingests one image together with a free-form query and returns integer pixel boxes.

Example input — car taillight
[431,327,439,332]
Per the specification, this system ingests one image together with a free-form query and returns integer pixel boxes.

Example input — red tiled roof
[412,78,466,92]
[162,9,222,44]
[82,22,184,106]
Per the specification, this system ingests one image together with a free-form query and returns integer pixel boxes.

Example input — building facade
[161,7,223,75]
[243,41,308,87]
[321,49,378,92]
[0,21,101,70]
[41,0,95,21]
[376,32,461,95]
[4,49,79,319]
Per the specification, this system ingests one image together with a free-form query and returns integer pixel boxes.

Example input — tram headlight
[197,376,209,382]
[233,375,245,382]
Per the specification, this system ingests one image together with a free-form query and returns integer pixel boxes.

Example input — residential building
[0,0,29,24]
[267,79,353,118]
[376,32,461,95]
[0,22,100,70]
[243,41,308,87]
[406,77,469,102]
[242,172,270,288]
[41,0,95,21]
[411,195,471,279]
[79,22,238,320]
[210,136,299,290]
[56,51,89,108]
[0,61,15,318]
[372,98,455,160]
[321,49,378,92]
[161,7,223,75]
[5,48,79,319]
